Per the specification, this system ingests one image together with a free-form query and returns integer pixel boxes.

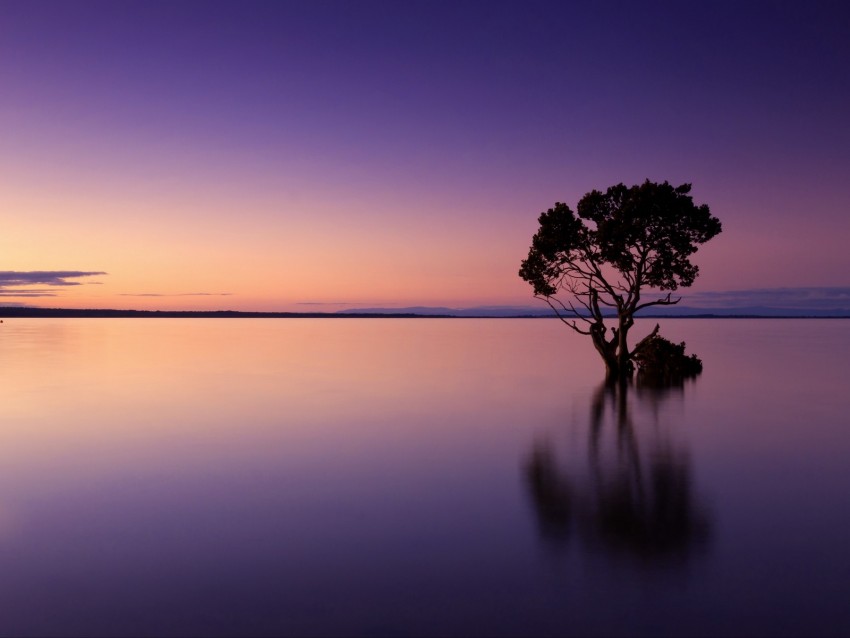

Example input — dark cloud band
[0,271,106,301]
[0,271,107,288]
[687,287,850,310]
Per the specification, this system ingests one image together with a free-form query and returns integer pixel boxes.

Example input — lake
[0,318,848,636]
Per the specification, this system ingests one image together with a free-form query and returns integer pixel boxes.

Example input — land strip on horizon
[1,308,848,319]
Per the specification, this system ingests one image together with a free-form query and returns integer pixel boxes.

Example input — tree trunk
[603,356,620,382]
[590,323,620,382]
[598,313,634,383]
[616,317,632,379]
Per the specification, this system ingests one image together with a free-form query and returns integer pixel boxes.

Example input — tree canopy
[519,180,721,379]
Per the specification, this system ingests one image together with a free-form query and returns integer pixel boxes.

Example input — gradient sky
[2,0,849,311]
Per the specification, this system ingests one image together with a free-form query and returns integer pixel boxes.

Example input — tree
[519,180,721,380]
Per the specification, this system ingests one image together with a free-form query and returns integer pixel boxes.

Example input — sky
[2,0,849,312]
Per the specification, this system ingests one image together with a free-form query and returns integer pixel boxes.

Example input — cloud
[118,293,232,297]
[0,271,106,298]
[0,290,59,297]
[0,271,107,287]
[685,287,850,310]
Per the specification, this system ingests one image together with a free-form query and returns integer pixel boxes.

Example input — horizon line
[1,307,848,320]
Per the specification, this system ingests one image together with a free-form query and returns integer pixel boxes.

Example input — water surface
[0,318,848,636]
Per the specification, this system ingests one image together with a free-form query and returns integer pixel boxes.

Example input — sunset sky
[2,1,848,312]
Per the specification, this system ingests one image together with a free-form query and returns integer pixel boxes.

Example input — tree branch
[629,323,660,357]
[536,295,592,335]
[633,293,682,312]
[579,247,623,309]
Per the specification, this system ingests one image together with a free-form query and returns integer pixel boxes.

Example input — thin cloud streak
[119,293,233,297]
[0,290,58,297]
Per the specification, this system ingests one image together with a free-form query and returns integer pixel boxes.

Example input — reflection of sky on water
[0,318,848,636]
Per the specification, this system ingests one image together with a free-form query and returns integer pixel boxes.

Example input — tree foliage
[519,180,721,379]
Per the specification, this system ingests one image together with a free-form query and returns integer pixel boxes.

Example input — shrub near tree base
[632,333,703,384]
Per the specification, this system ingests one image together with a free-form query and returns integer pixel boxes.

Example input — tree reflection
[525,379,710,566]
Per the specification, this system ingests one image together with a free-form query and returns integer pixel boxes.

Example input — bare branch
[633,293,682,312]
[536,295,592,335]
[581,255,623,309]
[554,294,595,326]
[629,323,660,357]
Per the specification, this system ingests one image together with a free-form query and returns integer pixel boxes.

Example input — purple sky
[1,1,848,311]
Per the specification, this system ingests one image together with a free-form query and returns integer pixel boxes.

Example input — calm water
[0,318,848,636]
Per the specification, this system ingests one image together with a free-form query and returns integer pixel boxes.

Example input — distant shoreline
[0,308,847,319]
[0,308,450,319]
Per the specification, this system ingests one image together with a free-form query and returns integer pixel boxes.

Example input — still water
[0,318,848,636]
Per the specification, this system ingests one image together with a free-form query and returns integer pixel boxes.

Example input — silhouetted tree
[519,181,721,380]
